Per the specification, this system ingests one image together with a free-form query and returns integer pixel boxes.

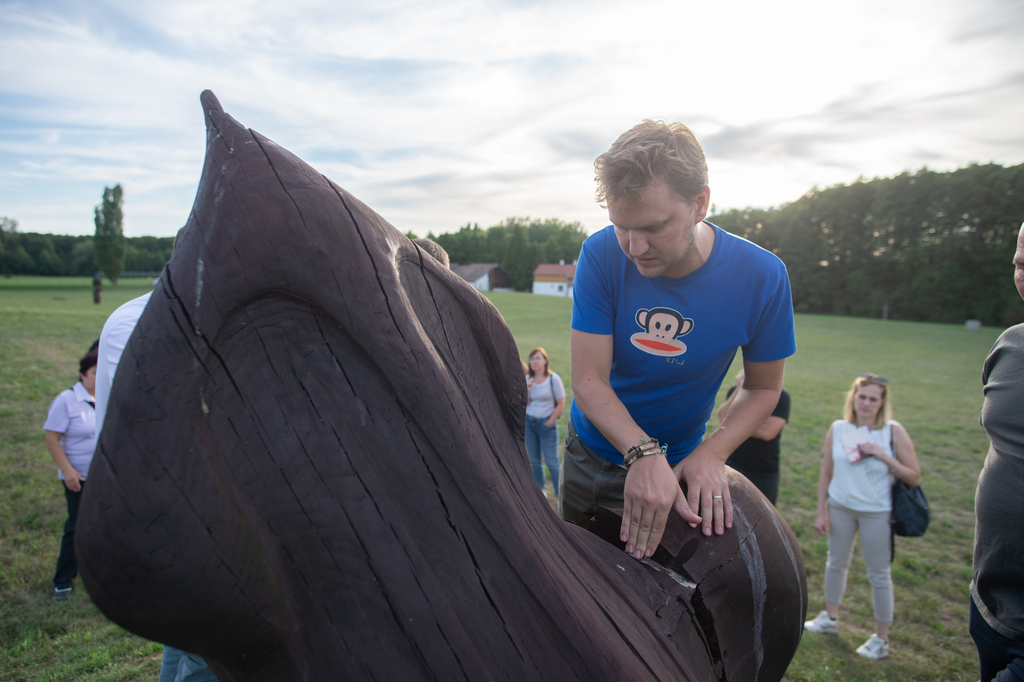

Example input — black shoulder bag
[889,427,929,560]
[889,428,929,562]
[892,479,930,537]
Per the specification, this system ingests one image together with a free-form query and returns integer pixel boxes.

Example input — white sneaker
[856,634,889,660]
[803,610,839,634]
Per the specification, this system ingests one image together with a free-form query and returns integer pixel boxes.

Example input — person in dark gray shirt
[970,221,1024,682]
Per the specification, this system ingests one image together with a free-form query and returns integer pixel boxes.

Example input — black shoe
[52,586,72,600]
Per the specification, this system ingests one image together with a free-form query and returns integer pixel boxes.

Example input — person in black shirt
[718,370,790,505]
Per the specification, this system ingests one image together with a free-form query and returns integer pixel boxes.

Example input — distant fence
[119,271,162,279]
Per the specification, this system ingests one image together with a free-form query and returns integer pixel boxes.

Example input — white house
[532,261,576,298]
[450,263,513,291]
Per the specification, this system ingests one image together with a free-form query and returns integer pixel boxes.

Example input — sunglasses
[860,373,888,385]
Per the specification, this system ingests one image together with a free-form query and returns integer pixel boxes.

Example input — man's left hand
[676,446,733,536]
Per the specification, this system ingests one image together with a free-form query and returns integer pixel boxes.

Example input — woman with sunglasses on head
[804,374,921,660]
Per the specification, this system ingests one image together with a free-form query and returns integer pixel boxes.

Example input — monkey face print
[630,306,693,357]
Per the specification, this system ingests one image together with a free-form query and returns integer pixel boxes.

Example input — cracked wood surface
[588,468,807,682]
[76,90,806,682]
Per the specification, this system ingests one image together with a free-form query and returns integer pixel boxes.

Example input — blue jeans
[159,646,216,682]
[525,414,559,497]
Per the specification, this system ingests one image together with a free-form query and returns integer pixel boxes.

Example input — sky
[1,0,1022,238]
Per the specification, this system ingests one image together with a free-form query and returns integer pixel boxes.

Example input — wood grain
[77,90,805,682]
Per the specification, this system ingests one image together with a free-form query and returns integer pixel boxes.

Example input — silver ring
[713,495,723,500]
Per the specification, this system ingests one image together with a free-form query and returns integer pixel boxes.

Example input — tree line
[1,183,165,281]
[0,219,172,278]
[711,162,1024,327]
[419,217,588,291]
[2,194,586,292]
[4,162,1022,326]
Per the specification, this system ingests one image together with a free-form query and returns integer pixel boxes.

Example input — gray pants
[559,423,628,527]
[825,500,894,623]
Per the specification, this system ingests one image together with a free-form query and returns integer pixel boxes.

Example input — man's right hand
[620,454,701,560]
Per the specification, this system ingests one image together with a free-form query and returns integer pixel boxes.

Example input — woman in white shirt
[525,348,566,499]
[43,350,98,600]
[803,373,921,660]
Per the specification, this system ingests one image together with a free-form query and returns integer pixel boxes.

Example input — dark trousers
[726,461,779,506]
[971,594,1024,682]
[53,482,83,589]
[559,423,627,527]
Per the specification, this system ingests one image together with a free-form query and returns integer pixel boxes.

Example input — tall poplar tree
[94,184,126,283]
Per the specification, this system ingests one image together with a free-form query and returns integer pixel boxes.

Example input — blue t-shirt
[570,222,797,465]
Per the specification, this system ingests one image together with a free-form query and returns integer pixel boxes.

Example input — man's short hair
[594,120,708,206]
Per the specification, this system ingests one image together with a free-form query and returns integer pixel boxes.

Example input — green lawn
[1,280,997,680]
[0,277,162,681]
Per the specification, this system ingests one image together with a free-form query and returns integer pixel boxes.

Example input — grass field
[1,278,1000,680]
[1,277,163,681]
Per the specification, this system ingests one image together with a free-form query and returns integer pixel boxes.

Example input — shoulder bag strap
[889,423,895,563]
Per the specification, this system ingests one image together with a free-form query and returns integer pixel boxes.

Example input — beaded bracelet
[623,438,668,469]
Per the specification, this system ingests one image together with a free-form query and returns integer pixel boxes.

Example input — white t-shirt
[525,372,566,420]
[95,291,153,443]
[43,381,96,479]
[827,419,894,512]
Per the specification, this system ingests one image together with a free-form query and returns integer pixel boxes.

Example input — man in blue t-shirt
[564,120,797,562]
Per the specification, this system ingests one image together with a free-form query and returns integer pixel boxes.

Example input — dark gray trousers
[559,423,627,527]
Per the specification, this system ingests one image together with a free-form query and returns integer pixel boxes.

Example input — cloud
[949,0,1024,43]
[0,0,1022,236]
[543,129,609,163]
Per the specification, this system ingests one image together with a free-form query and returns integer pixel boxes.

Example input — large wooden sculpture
[77,91,806,681]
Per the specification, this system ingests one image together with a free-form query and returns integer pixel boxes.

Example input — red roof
[533,263,576,279]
